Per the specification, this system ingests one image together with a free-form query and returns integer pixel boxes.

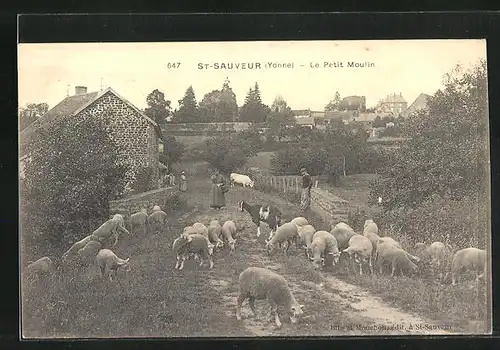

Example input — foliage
[130,167,154,194]
[144,89,172,126]
[172,86,201,123]
[238,83,271,123]
[201,137,249,174]
[270,124,385,177]
[19,102,49,131]
[371,60,489,212]
[324,91,342,112]
[233,125,263,157]
[378,125,401,138]
[266,96,296,142]
[199,79,239,122]
[20,115,129,257]
[160,135,185,169]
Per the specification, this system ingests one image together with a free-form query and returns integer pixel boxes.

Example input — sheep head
[288,303,304,324]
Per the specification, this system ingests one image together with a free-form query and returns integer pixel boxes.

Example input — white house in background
[401,92,431,118]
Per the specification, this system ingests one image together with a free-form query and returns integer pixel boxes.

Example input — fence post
[284,177,287,193]
[295,177,299,193]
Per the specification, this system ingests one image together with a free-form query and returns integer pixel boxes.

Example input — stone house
[19,86,164,193]
[376,93,408,115]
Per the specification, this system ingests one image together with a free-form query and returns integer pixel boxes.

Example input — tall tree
[325,91,342,112]
[144,89,172,126]
[267,95,296,141]
[172,86,201,123]
[19,102,49,131]
[239,82,271,123]
[198,78,239,122]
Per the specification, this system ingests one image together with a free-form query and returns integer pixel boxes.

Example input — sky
[18,40,487,112]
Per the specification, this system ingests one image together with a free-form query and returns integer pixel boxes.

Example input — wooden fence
[253,175,318,195]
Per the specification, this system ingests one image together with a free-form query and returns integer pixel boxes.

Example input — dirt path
[176,179,454,336]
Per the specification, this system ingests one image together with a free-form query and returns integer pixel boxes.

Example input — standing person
[210,169,226,210]
[179,171,188,192]
[300,167,313,214]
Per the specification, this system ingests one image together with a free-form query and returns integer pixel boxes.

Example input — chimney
[75,86,87,95]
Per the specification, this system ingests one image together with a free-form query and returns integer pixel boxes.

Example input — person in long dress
[210,169,226,209]
[300,167,313,214]
[179,171,188,192]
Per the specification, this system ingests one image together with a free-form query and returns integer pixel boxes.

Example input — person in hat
[300,167,313,213]
[179,171,188,192]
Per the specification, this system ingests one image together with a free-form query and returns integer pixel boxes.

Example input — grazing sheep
[236,267,304,328]
[26,257,55,282]
[148,209,168,235]
[375,238,420,268]
[265,222,299,256]
[77,241,102,262]
[192,222,209,237]
[330,224,357,251]
[332,222,355,233]
[221,220,238,252]
[343,234,373,275]
[230,173,255,188]
[414,242,427,253]
[363,219,379,235]
[128,208,148,235]
[309,231,340,270]
[451,247,486,285]
[173,234,214,270]
[296,224,316,259]
[376,245,419,277]
[91,215,130,247]
[62,235,92,261]
[96,249,131,282]
[291,217,309,227]
[182,223,214,252]
[207,220,224,250]
[152,205,161,212]
[417,241,452,280]
[363,231,381,260]
[239,201,282,240]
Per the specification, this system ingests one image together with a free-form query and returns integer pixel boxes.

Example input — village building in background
[19,86,164,192]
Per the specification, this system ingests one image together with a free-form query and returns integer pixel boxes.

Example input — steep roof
[20,87,162,152]
[401,93,431,118]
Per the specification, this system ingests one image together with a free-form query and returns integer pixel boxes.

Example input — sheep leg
[236,294,246,320]
[391,264,396,277]
[248,297,257,317]
[175,255,181,269]
[257,225,261,237]
[179,256,186,270]
[112,233,119,247]
[268,230,274,241]
[369,257,373,275]
[208,255,214,269]
[359,262,363,276]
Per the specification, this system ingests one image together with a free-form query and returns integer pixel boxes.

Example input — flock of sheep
[24,190,488,329]
[24,205,170,283]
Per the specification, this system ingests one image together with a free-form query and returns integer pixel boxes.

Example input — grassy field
[21,158,489,337]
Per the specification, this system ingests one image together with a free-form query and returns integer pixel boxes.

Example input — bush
[130,167,154,194]
[202,137,248,174]
[20,115,129,258]
[181,145,206,162]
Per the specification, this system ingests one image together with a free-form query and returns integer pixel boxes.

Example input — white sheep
[96,249,131,282]
[330,223,356,251]
[26,257,55,282]
[363,230,381,260]
[173,234,214,270]
[291,217,308,227]
[230,173,255,188]
[451,247,486,285]
[309,230,340,270]
[265,222,299,256]
[91,215,130,247]
[376,244,419,277]
[148,209,168,235]
[416,241,452,280]
[221,220,238,252]
[62,235,92,261]
[152,205,161,212]
[376,237,420,265]
[128,208,148,235]
[296,224,316,259]
[363,219,379,235]
[77,241,102,262]
[236,267,304,328]
[207,220,224,250]
[343,234,373,275]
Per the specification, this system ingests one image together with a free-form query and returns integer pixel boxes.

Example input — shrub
[130,167,154,194]
[20,115,129,258]
[202,137,248,174]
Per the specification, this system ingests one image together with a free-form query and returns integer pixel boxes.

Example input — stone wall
[77,91,160,190]
[163,122,257,135]
[109,186,179,217]
[310,187,350,220]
